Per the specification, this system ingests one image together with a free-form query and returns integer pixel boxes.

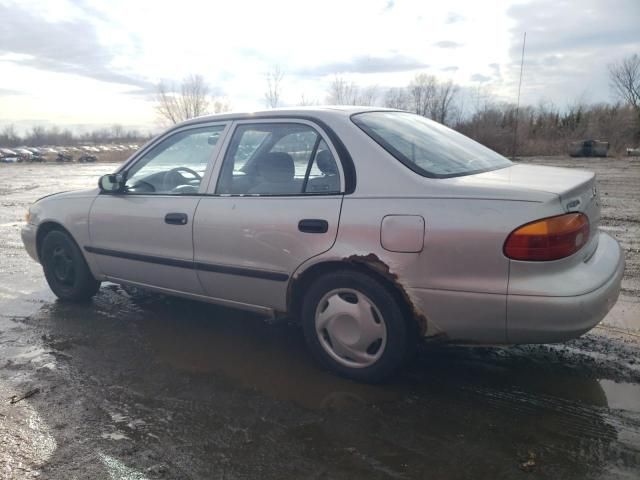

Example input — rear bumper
[21,223,39,263]
[506,232,625,343]
[407,232,624,344]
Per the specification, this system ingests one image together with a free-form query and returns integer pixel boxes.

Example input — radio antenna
[512,31,526,159]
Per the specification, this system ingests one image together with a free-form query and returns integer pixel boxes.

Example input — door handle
[298,219,328,234]
[165,212,188,225]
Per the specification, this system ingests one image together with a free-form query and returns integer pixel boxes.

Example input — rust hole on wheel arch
[343,253,429,336]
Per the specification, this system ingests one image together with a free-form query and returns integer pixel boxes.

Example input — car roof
[179,105,399,127]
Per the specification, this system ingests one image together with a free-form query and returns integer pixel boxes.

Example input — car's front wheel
[41,230,100,301]
[301,270,416,383]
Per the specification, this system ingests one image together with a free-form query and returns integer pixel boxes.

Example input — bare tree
[326,76,377,105]
[384,87,409,110]
[359,85,378,106]
[212,97,232,113]
[469,84,495,116]
[326,76,359,105]
[265,66,284,108]
[155,74,210,125]
[298,94,319,106]
[111,124,124,140]
[609,54,640,109]
[0,124,20,147]
[408,73,437,117]
[432,80,459,124]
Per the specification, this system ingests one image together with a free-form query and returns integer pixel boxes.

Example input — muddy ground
[0,158,639,479]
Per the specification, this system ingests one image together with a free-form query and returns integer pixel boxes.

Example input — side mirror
[98,173,125,193]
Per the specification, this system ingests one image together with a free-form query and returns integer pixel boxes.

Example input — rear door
[193,119,344,312]
[88,123,228,294]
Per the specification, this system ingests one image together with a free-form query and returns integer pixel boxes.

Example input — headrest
[316,150,337,175]
[257,152,295,182]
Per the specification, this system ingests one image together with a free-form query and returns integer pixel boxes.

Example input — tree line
[155,54,639,156]
[455,53,639,155]
[4,54,638,155]
[0,124,150,148]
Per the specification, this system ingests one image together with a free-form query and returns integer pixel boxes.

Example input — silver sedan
[21,107,625,382]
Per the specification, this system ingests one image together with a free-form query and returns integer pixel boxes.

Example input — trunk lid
[462,163,601,238]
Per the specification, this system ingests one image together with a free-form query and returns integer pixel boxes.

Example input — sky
[0,0,638,133]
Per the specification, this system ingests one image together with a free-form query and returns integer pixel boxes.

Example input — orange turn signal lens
[504,213,590,261]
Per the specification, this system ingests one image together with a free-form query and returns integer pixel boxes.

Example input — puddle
[101,432,130,441]
[599,379,640,412]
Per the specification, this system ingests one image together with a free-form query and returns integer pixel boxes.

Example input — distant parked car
[0,148,21,163]
[14,148,34,161]
[26,148,45,162]
[21,107,625,382]
[56,153,73,162]
[569,140,609,157]
[78,154,97,163]
[0,148,16,156]
[627,147,640,157]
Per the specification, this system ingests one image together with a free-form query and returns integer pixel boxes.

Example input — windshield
[352,111,512,178]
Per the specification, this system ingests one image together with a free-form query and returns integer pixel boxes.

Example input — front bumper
[506,232,625,343]
[21,223,39,263]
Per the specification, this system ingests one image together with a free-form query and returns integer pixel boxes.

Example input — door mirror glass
[99,173,124,193]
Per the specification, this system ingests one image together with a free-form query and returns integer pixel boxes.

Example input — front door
[194,120,344,311]
[88,123,228,294]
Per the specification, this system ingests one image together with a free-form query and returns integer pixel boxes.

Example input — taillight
[504,213,590,261]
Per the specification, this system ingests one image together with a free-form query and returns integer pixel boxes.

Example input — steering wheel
[162,167,202,191]
[129,179,156,192]
[168,166,201,180]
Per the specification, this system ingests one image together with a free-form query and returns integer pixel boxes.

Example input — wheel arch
[36,221,78,261]
[287,257,426,336]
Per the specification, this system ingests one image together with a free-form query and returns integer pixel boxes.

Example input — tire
[41,230,100,302]
[301,270,416,383]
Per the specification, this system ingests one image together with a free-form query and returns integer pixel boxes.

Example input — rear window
[352,111,512,178]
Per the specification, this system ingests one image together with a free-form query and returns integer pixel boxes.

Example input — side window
[125,125,225,194]
[304,139,340,193]
[216,123,341,195]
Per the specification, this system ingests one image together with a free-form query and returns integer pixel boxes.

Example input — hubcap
[51,246,75,286]
[314,289,387,368]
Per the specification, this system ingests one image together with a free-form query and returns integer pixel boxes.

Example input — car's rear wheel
[41,230,100,301]
[301,270,415,383]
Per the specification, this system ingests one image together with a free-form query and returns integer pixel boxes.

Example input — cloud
[383,0,395,11]
[442,66,459,72]
[0,3,152,89]
[445,12,464,24]
[505,0,640,104]
[507,0,639,57]
[488,62,502,79]
[297,55,429,76]
[0,88,27,96]
[433,41,463,49]
[471,73,491,83]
